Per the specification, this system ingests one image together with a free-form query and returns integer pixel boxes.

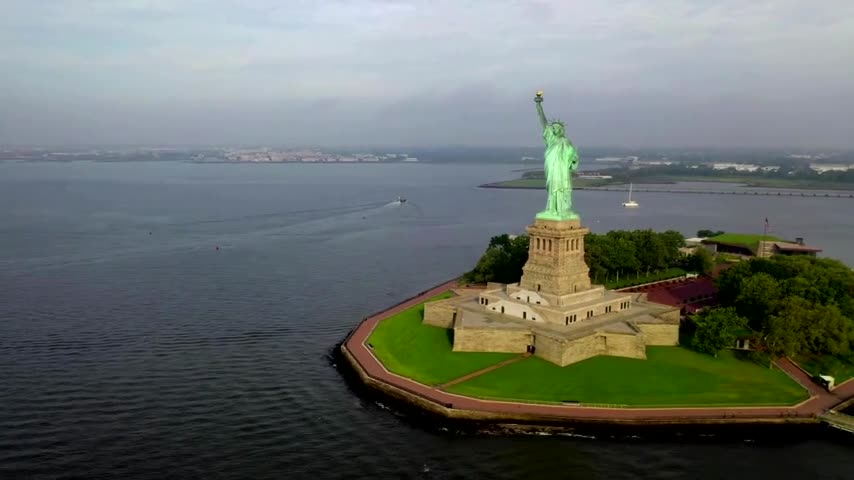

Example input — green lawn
[795,354,854,384]
[707,233,782,251]
[367,292,515,385]
[447,347,808,407]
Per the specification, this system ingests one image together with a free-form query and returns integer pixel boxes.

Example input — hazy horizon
[2,1,854,149]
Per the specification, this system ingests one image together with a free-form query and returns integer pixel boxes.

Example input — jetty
[821,411,854,433]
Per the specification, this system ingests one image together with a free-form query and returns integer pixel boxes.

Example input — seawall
[337,278,837,431]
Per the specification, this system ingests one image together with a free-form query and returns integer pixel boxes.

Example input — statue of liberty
[534,91,580,220]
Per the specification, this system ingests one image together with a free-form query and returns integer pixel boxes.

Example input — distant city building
[711,163,761,172]
[701,236,822,259]
[810,163,852,174]
[636,160,673,166]
[788,153,833,160]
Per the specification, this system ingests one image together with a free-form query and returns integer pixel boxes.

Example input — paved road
[345,281,854,422]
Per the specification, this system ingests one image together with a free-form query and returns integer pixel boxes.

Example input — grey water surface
[1,162,852,479]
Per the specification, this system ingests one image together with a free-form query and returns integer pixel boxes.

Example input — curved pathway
[344,279,854,423]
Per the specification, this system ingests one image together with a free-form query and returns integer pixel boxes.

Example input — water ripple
[2,164,854,479]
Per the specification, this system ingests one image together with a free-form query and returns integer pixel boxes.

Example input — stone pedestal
[519,218,592,306]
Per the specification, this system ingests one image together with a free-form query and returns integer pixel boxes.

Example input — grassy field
[707,233,782,250]
[795,354,854,384]
[367,292,515,385]
[447,347,808,406]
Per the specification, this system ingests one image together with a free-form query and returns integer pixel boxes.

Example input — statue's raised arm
[534,90,547,130]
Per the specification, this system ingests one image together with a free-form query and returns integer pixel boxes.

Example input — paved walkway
[774,357,854,415]
[344,280,854,422]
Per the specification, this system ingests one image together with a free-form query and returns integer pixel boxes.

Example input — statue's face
[550,123,564,136]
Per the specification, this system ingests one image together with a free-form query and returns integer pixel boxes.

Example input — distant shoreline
[478,181,854,198]
[481,173,854,193]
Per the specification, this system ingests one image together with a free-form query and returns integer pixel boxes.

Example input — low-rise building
[701,234,822,259]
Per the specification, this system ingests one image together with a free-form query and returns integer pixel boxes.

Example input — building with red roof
[621,276,719,316]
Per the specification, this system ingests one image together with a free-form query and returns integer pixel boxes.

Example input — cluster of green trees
[462,229,713,287]
[690,256,854,362]
[585,229,712,282]
[697,229,725,238]
[461,234,529,285]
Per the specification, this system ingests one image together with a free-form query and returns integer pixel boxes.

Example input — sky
[1,0,853,148]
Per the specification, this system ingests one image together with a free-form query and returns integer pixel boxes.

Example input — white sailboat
[622,183,639,208]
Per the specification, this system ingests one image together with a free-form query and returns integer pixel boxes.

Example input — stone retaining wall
[423,299,458,328]
[453,328,531,353]
[637,323,680,346]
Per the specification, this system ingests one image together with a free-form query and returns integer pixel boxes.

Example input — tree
[697,229,725,238]
[765,299,808,358]
[462,234,529,284]
[734,272,781,331]
[631,229,667,274]
[683,248,713,275]
[803,304,851,356]
[584,235,608,282]
[691,307,748,356]
[659,230,686,266]
[714,254,854,360]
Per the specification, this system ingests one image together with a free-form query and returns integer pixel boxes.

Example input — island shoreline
[336,278,854,435]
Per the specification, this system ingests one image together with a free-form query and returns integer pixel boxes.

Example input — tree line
[462,229,713,286]
[690,255,854,365]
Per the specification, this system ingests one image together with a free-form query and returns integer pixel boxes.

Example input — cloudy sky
[2,0,853,148]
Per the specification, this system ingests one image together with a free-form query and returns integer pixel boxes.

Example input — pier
[821,411,854,433]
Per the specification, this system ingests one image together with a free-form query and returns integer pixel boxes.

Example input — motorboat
[622,183,639,208]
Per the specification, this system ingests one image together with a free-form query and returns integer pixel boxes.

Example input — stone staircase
[756,240,775,258]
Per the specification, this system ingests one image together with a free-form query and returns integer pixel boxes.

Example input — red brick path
[344,279,854,422]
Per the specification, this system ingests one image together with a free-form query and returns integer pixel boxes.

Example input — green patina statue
[534,91,580,221]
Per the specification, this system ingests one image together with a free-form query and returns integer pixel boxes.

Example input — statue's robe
[542,126,579,217]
